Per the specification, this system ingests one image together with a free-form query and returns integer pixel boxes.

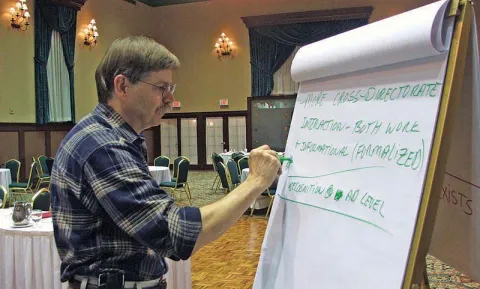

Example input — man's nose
[163,91,175,104]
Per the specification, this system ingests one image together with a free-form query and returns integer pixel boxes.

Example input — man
[50,35,281,289]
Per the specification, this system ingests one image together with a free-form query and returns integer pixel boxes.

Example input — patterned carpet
[184,170,479,289]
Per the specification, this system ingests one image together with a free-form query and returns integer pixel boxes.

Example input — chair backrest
[154,156,170,167]
[176,159,190,183]
[38,155,49,175]
[216,162,231,191]
[46,158,54,175]
[5,159,21,183]
[27,162,39,189]
[233,153,245,164]
[237,156,249,173]
[226,159,240,185]
[231,152,244,160]
[172,157,184,178]
[32,188,51,211]
[0,185,7,208]
[212,153,223,170]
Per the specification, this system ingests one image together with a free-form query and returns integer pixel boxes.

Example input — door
[206,117,224,164]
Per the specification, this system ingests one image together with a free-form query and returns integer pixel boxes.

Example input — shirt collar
[93,103,144,144]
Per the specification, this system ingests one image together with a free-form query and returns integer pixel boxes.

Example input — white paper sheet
[254,1,455,288]
[291,0,453,83]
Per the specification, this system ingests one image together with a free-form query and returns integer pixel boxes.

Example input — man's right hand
[246,145,282,192]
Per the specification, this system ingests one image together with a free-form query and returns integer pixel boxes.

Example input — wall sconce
[83,19,99,47]
[9,0,30,31]
[214,32,235,60]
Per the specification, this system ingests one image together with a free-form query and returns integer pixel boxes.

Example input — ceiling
[125,0,209,7]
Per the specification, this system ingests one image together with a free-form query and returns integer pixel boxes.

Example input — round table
[0,168,12,192]
[0,208,191,289]
[149,166,172,184]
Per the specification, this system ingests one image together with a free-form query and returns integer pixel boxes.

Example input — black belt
[68,275,166,289]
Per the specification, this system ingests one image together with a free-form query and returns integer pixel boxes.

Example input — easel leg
[411,264,430,289]
[421,267,430,289]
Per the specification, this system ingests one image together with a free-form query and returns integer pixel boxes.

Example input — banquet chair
[154,156,170,168]
[215,162,231,193]
[237,156,249,174]
[46,157,54,176]
[0,185,7,208]
[211,153,224,192]
[160,159,192,204]
[10,162,38,203]
[251,187,276,218]
[32,188,51,211]
[171,156,188,182]
[5,159,21,183]
[226,159,240,188]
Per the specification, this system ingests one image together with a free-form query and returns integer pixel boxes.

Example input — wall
[75,0,157,120]
[0,0,156,122]
[2,0,478,119]
[0,0,36,122]
[149,0,436,114]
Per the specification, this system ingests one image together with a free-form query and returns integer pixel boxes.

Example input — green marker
[278,156,293,168]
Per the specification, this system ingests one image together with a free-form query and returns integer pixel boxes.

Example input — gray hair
[95,36,180,103]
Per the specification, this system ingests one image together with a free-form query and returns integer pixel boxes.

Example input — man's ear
[113,74,130,100]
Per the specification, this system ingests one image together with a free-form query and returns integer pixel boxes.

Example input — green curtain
[34,0,77,124]
[249,18,369,97]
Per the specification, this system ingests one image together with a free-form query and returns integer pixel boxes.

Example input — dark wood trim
[223,117,229,151]
[176,118,182,156]
[247,98,253,151]
[153,126,161,158]
[197,114,207,169]
[46,0,87,10]
[241,6,373,28]
[18,129,25,181]
[0,122,74,132]
[163,110,247,119]
[45,131,52,157]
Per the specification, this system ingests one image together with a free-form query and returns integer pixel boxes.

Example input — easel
[402,0,474,288]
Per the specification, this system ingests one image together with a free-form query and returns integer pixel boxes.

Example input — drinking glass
[31,210,43,227]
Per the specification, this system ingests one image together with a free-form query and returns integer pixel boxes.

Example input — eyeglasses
[137,79,176,97]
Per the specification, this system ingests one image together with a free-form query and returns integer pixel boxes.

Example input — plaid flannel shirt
[50,103,202,282]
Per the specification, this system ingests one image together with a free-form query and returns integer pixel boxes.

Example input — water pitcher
[12,201,32,225]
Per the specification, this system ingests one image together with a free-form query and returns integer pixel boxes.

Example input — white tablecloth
[240,168,270,209]
[0,208,191,289]
[149,166,172,184]
[220,152,249,164]
[0,168,12,192]
[219,152,234,163]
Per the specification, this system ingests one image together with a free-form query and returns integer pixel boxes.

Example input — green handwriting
[333,82,442,106]
[300,117,349,132]
[286,180,385,219]
[351,139,425,172]
[295,141,349,156]
[384,121,420,134]
[299,92,328,108]
[298,119,421,135]
[278,194,391,234]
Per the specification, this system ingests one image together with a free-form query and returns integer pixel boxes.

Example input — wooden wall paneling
[24,131,46,181]
[153,126,161,159]
[197,115,206,169]
[0,132,20,167]
[50,131,69,157]
[143,129,155,165]
[222,117,229,151]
